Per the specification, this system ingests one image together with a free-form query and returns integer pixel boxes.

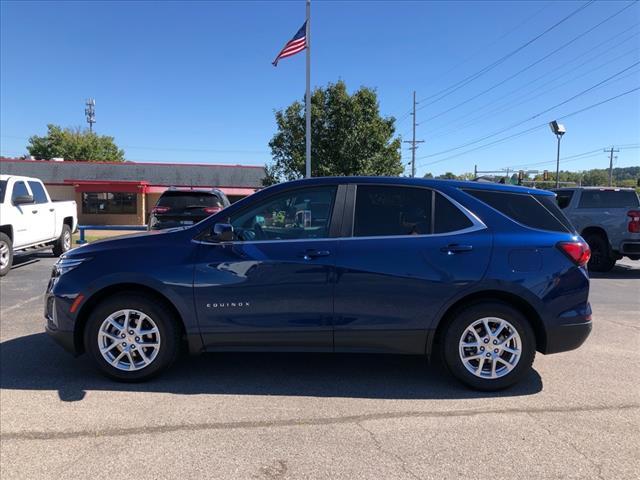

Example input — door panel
[194,240,336,350]
[333,230,492,353]
[193,184,341,351]
[27,181,55,242]
[9,181,34,247]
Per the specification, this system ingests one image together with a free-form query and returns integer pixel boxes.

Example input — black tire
[84,294,181,381]
[584,233,616,272]
[0,232,13,277]
[442,302,536,391]
[52,224,72,257]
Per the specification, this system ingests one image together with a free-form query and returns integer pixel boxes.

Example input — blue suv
[45,177,592,390]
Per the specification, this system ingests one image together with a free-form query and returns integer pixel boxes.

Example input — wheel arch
[581,226,609,243]
[428,290,547,357]
[74,283,187,355]
[0,224,13,242]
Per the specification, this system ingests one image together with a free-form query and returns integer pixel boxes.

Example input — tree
[27,124,125,162]
[266,81,402,185]
[423,172,433,179]
[436,172,457,180]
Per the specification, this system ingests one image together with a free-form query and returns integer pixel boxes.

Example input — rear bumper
[543,319,592,354]
[618,240,640,256]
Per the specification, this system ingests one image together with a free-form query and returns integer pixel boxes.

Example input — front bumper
[45,319,77,355]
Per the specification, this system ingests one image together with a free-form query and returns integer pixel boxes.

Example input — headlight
[55,257,91,276]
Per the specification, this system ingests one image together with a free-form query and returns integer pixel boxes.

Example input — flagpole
[305,0,311,178]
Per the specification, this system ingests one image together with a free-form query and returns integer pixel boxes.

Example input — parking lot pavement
[1,253,639,480]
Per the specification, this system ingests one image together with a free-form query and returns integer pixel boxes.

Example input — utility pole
[605,146,619,186]
[85,98,96,132]
[403,91,424,177]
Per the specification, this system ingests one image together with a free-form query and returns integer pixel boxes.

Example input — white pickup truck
[0,175,78,276]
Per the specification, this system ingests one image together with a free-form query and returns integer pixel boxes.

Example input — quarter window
[463,189,570,233]
[230,186,336,241]
[354,185,431,237]
[27,181,48,204]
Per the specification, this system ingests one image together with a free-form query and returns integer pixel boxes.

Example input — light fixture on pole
[549,120,566,188]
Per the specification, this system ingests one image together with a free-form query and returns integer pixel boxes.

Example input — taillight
[628,210,640,233]
[203,206,222,214]
[557,241,591,267]
[152,206,170,214]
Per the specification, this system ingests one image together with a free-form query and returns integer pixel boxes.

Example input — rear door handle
[32,210,38,214]
[49,208,55,212]
[440,244,473,254]
[301,249,331,260]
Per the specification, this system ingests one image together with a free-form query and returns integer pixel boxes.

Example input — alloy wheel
[97,309,161,371]
[0,241,9,269]
[459,317,522,379]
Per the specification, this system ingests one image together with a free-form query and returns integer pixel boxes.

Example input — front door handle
[301,249,331,260]
[32,210,38,214]
[49,208,55,212]
[440,244,473,254]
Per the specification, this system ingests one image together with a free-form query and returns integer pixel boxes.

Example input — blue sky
[1,0,638,177]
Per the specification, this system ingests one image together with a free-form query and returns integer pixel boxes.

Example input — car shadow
[590,262,640,280]
[0,333,543,402]
[10,251,55,269]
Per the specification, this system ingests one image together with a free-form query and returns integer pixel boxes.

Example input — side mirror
[13,194,34,205]
[212,223,233,242]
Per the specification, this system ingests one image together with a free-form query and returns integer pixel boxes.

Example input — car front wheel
[84,294,181,381]
[442,302,536,391]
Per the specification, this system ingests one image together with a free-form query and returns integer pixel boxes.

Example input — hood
[65,226,190,257]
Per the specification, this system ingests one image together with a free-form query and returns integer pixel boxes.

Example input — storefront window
[82,192,137,214]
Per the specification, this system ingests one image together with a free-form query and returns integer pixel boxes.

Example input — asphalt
[1,252,639,479]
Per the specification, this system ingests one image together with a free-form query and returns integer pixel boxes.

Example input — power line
[417,61,640,161]
[417,1,637,121]
[436,1,554,79]
[416,86,640,170]
[426,25,640,139]
[415,1,595,107]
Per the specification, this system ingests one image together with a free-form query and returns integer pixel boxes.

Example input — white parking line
[1,294,43,315]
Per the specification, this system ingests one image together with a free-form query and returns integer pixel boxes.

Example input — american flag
[272,22,307,66]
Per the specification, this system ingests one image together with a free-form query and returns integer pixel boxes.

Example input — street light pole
[555,134,562,188]
[549,121,566,188]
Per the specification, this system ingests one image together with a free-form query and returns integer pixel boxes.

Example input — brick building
[0,158,265,225]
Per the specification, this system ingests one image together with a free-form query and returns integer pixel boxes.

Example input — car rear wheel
[52,224,72,257]
[84,294,181,381]
[583,233,616,272]
[442,302,535,391]
[0,232,13,277]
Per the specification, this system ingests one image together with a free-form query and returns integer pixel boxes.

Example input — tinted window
[0,180,6,203]
[464,189,570,233]
[578,190,640,208]
[11,181,30,203]
[354,185,431,237]
[231,186,336,241]
[27,181,48,204]
[555,190,574,209]
[157,191,225,210]
[538,195,575,232]
[82,192,137,214]
[434,192,473,233]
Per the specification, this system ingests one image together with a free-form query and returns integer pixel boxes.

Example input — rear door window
[354,185,431,237]
[577,190,640,208]
[434,193,473,233]
[27,181,49,204]
[463,189,571,233]
[554,190,574,209]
